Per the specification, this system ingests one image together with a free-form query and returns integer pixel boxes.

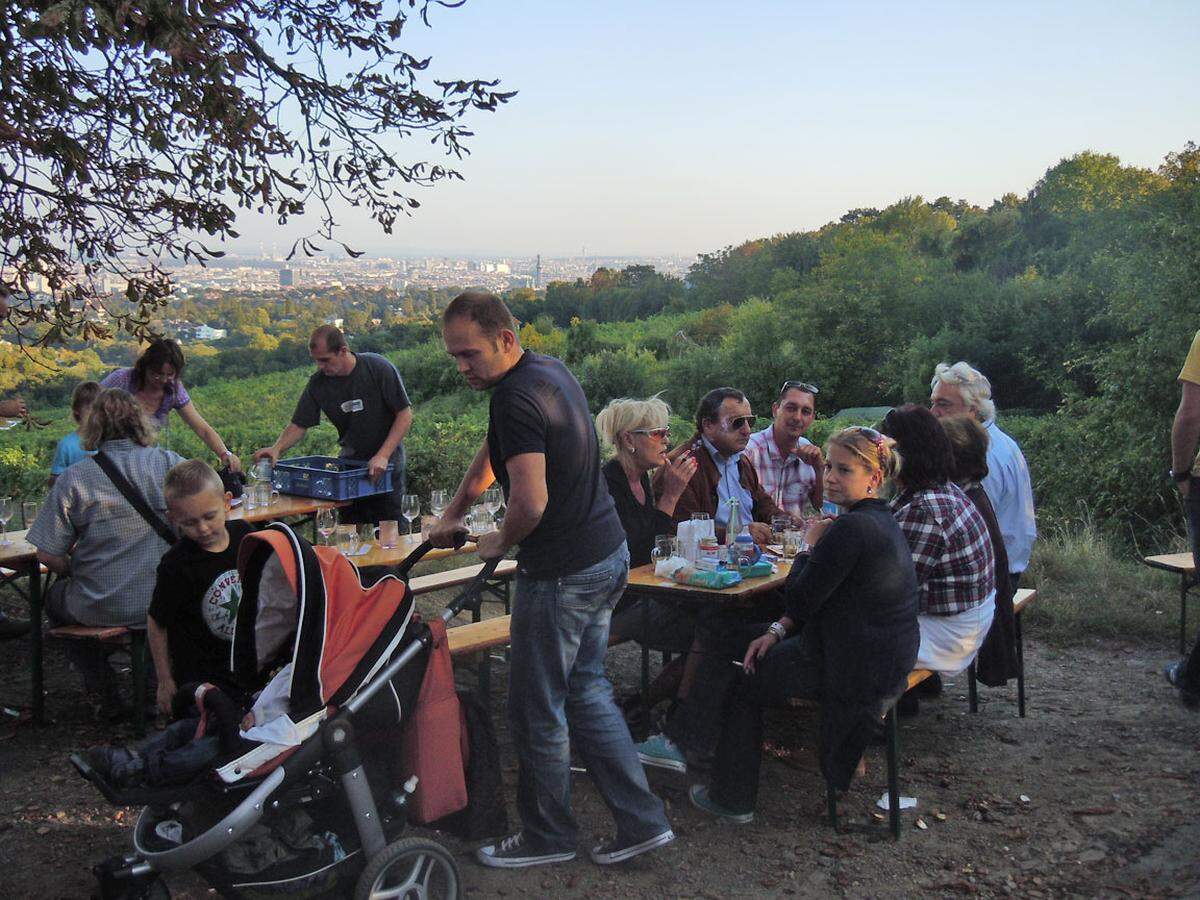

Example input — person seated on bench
[28,389,184,716]
[595,397,698,711]
[689,427,919,823]
[879,405,996,712]
[148,460,255,716]
[941,416,1020,687]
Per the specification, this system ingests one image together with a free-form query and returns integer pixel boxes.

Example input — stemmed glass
[0,497,12,547]
[482,487,502,532]
[430,490,448,520]
[401,494,420,536]
[316,507,338,546]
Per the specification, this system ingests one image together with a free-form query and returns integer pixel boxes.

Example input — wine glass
[21,499,38,530]
[430,490,448,519]
[316,506,337,546]
[0,497,11,547]
[482,486,502,531]
[401,494,420,536]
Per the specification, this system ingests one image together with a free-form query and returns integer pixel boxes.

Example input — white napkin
[654,556,689,578]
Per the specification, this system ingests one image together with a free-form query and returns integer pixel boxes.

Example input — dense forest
[2,145,1197,547]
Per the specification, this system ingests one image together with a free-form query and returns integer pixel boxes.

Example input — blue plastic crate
[272,456,394,501]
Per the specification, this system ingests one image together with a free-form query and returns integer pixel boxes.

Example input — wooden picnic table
[626,557,794,695]
[1142,552,1195,654]
[228,494,350,529]
[0,529,45,723]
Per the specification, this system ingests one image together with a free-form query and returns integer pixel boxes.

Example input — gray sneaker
[589,828,675,865]
[475,832,576,869]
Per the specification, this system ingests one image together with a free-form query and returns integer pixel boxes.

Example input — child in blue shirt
[48,381,100,487]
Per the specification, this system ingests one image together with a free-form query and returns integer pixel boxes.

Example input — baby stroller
[72,521,499,900]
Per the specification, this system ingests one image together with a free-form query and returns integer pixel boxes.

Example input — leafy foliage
[1,0,512,343]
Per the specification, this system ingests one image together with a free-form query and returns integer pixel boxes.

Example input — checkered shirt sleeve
[891,483,996,616]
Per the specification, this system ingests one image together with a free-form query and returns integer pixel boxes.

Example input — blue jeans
[508,542,669,851]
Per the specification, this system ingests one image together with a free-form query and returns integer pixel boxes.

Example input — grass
[1023,517,1186,645]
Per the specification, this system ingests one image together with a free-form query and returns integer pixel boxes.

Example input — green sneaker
[635,734,686,773]
[688,784,753,824]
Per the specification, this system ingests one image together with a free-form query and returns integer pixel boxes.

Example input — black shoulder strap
[93,451,177,545]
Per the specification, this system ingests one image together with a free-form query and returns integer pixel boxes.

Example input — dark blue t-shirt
[487,352,624,578]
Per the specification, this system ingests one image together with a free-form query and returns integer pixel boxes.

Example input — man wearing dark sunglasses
[652,387,784,544]
[745,380,824,520]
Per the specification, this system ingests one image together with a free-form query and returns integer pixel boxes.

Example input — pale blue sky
[232,1,1200,259]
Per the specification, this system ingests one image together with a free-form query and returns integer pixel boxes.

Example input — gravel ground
[1,626,1198,899]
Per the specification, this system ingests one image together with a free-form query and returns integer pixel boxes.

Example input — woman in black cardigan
[690,427,919,822]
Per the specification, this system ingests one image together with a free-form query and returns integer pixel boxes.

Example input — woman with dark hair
[689,427,919,823]
[940,416,1020,686]
[879,404,996,677]
[101,339,242,472]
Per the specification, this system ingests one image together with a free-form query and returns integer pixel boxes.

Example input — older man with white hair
[929,361,1037,588]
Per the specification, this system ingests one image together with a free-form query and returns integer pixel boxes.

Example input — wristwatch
[1170,468,1193,483]
[767,621,787,642]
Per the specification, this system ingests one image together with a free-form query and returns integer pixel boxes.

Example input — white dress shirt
[981,419,1037,573]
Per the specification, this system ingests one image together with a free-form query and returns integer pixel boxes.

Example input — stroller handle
[391,530,473,580]
[442,554,503,622]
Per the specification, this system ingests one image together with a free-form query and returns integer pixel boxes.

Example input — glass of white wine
[0,497,12,547]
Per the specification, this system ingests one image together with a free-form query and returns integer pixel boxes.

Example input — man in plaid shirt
[744,381,823,519]
[891,482,996,615]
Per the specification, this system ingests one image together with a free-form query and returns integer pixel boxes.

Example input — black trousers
[709,625,823,814]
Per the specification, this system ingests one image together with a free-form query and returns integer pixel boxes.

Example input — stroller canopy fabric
[234,522,417,728]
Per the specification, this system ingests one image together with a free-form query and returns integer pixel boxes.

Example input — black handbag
[93,451,177,546]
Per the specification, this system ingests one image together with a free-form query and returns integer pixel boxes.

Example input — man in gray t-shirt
[254,325,413,523]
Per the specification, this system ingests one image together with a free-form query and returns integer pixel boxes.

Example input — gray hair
[931,361,997,422]
[595,395,671,460]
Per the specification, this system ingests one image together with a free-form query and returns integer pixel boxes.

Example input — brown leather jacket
[652,432,783,541]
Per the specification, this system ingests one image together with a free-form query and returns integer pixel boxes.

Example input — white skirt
[916,590,996,676]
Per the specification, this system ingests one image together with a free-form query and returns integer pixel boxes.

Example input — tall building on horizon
[535,253,542,289]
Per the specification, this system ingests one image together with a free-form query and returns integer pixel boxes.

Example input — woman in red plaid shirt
[880,405,996,677]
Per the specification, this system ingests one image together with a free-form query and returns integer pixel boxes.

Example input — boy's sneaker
[635,734,687,773]
[475,832,576,869]
[688,784,754,824]
[1164,660,1200,710]
[82,746,145,787]
[589,828,675,865]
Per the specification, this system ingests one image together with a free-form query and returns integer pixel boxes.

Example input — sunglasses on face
[631,426,671,439]
[779,380,819,398]
[722,415,756,431]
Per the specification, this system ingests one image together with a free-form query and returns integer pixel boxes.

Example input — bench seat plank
[409,559,517,595]
[447,615,512,656]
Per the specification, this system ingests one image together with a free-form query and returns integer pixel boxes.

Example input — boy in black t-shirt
[148,460,253,715]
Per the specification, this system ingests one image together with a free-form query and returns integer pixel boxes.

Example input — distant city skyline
[221,1,1199,260]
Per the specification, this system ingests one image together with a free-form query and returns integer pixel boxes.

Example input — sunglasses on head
[779,380,819,398]
[631,426,670,439]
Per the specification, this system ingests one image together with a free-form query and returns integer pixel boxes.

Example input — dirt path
[1,634,1197,898]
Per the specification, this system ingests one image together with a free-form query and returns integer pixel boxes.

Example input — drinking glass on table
[430,490,448,519]
[771,515,791,546]
[21,500,38,530]
[336,525,360,557]
[0,497,12,547]
[358,523,376,551]
[400,494,419,535]
[650,534,676,566]
[781,527,804,560]
[377,519,400,549]
[482,487,502,529]
[316,506,338,546]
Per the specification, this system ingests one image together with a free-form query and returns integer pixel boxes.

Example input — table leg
[29,564,43,726]
[640,600,650,700]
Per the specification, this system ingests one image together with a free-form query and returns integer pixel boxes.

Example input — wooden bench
[1142,553,1194,654]
[810,590,1039,839]
[44,624,150,738]
[965,587,1038,717]
[444,613,513,707]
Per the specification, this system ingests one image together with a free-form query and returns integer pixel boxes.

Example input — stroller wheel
[355,837,461,900]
